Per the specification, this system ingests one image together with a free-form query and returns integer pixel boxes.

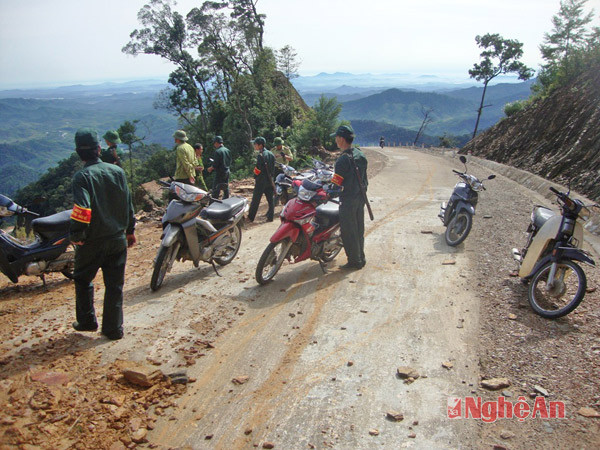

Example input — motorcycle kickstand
[318,259,328,274]
[40,274,47,288]
[210,260,222,277]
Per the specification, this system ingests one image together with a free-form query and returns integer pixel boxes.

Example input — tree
[413,106,434,145]
[276,45,301,129]
[118,120,145,207]
[537,0,596,94]
[468,33,534,138]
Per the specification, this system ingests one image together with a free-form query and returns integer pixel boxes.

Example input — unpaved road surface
[1,147,599,449]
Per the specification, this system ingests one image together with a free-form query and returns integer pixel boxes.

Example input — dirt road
[2,147,598,449]
[104,147,477,448]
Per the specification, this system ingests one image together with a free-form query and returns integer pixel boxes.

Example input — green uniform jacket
[174,142,196,180]
[212,145,232,176]
[274,146,293,165]
[254,149,275,187]
[100,145,123,166]
[332,147,368,200]
[195,157,208,191]
[70,160,135,244]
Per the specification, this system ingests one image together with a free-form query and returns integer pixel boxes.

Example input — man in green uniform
[70,128,136,340]
[273,137,293,166]
[330,125,368,270]
[193,143,209,191]
[173,130,196,185]
[248,137,275,222]
[101,130,123,166]
[207,136,232,199]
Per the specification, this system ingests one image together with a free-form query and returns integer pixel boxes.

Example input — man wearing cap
[101,130,123,167]
[248,137,275,222]
[207,136,232,199]
[330,125,368,270]
[70,128,136,340]
[273,137,293,166]
[173,130,196,186]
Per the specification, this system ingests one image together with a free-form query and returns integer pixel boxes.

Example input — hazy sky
[0,0,598,88]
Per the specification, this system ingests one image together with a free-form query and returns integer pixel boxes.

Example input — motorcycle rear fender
[270,221,300,244]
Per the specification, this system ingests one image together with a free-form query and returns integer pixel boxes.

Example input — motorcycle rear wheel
[445,211,472,246]
[214,223,242,266]
[150,243,179,291]
[320,230,343,262]
[528,260,586,319]
[255,239,292,285]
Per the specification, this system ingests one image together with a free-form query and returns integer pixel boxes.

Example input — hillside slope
[463,64,600,202]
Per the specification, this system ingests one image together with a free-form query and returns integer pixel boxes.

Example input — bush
[504,100,525,117]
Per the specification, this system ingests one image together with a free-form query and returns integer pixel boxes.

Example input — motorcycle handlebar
[157,180,171,187]
[549,186,561,196]
[452,169,462,174]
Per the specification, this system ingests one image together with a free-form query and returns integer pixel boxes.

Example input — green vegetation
[535,0,599,96]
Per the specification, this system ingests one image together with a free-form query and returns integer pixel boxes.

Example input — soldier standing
[207,136,232,199]
[173,130,196,185]
[70,128,136,340]
[248,137,275,222]
[193,143,209,191]
[273,137,293,166]
[330,125,368,270]
[101,130,123,166]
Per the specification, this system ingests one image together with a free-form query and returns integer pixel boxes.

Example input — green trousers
[73,237,127,337]
[339,197,365,266]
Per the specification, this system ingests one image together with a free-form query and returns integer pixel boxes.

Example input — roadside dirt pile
[463,62,600,202]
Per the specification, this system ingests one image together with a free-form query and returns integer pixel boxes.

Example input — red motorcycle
[255,179,343,285]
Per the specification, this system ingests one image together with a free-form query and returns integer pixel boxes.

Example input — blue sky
[0,0,598,88]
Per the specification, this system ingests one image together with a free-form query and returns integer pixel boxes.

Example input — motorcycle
[150,181,248,291]
[511,186,598,318]
[0,194,74,284]
[255,178,343,285]
[438,155,495,246]
[274,159,334,205]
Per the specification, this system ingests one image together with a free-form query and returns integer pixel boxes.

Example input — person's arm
[70,173,91,245]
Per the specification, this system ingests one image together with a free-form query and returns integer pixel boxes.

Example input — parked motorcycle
[255,178,342,285]
[0,194,74,284]
[275,159,334,205]
[438,155,495,246]
[512,186,597,318]
[150,181,248,291]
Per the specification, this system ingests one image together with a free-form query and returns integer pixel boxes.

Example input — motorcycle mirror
[488,175,496,180]
[459,155,467,164]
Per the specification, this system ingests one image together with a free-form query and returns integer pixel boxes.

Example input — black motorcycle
[274,159,333,205]
[0,194,74,284]
[438,156,495,246]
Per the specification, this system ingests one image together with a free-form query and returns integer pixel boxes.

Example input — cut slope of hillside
[463,64,600,202]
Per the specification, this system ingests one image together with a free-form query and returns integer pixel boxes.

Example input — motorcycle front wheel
[445,211,473,246]
[214,223,242,266]
[255,238,293,285]
[528,260,586,319]
[150,243,180,291]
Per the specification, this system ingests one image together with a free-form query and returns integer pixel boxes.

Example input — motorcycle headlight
[171,183,207,203]
[297,186,316,201]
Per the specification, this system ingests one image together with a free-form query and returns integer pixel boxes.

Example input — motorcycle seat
[316,202,339,223]
[32,210,72,237]
[202,197,246,221]
[533,206,555,229]
[302,179,322,192]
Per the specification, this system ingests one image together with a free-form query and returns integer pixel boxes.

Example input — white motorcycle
[512,186,597,318]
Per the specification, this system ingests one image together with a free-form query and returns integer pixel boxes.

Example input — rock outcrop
[463,62,600,202]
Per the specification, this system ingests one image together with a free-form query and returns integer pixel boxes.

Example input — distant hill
[349,120,439,147]
[0,82,178,196]
[463,65,600,202]
[339,80,534,137]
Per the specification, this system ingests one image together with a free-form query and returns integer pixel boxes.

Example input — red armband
[331,173,344,186]
[71,204,92,224]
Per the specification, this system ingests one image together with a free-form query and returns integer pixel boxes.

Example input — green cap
[273,137,284,146]
[253,137,266,146]
[173,130,188,141]
[103,130,121,144]
[213,135,224,143]
[330,125,355,139]
[75,128,99,149]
